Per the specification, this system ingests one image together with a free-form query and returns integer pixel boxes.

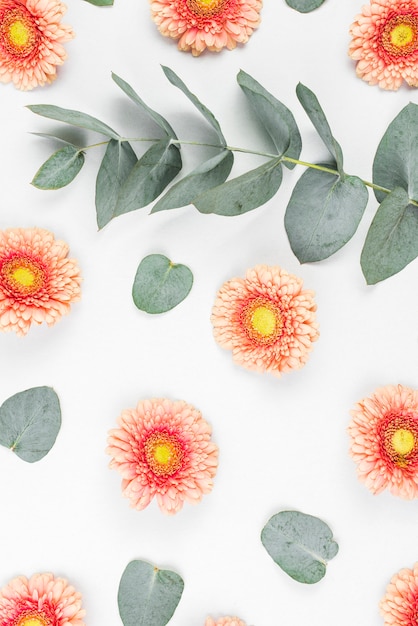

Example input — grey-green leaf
[0,386,61,463]
[118,560,184,626]
[285,166,368,262]
[151,150,234,213]
[96,139,138,229]
[31,145,85,189]
[286,0,325,12]
[132,254,193,314]
[361,187,418,284]
[237,70,302,169]
[115,139,182,217]
[373,102,418,203]
[261,510,339,584]
[27,104,120,139]
[83,0,113,4]
[161,65,226,145]
[193,158,282,216]
[296,83,344,175]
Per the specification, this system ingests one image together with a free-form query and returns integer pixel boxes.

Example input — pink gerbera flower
[348,384,418,498]
[0,227,81,336]
[211,265,319,377]
[107,398,219,515]
[149,0,262,56]
[0,572,86,626]
[380,562,418,625]
[205,617,247,626]
[348,0,418,90]
[0,0,74,90]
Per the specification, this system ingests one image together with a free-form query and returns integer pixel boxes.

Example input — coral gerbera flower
[348,384,418,498]
[205,617,247,626]
[348,0,418,90]
[0,227,81,336]
[0,572,86,626]
[0,0,74,90]
[210,265,319,377]
[107,398,219,515]
[149,0,262,56]
[380,562,418,625]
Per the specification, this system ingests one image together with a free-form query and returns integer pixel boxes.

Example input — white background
[2,0,418,624]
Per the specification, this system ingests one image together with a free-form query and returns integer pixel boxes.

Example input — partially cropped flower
[348,384,418,498]
[205,617,247,626]
[0,572,86,626]
[149,0,262,56]
[0,227,81,336]
[211,265,319,377]
[348,0,418,90]
[107,398,218,515]
[380,562,418,625]
[0,0,74,90]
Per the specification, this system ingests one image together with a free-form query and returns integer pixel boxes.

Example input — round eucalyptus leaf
[132,254,193,314]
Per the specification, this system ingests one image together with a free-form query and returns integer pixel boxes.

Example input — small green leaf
[31,145,85,189]
[151,150,234,213]
[118,560,184,626]
[237,70,302,168]
[83,0,113,4]
[285,166,368,262]
[0,386,61,463]
[132,254,193,314]
[261,510,338,584]
[361,187,418,284]
[193,158,282,216]
[27,104,120,139]
[30,132,79,147]
[286,0,326,12]
[96,139,138,229]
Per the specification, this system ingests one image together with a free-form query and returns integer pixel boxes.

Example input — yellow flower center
[242,298,283,345]
[144,431,184,476]
[382,15,418,55]
[1,8,37,57]
[392,428,415,456]
[381,415,418,468]
[17,614,49,626]
[251,306,277,337]
[1,256,45,297]
[187,0,226,17]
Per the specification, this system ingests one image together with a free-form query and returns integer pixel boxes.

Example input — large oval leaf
[31,145,85,189]
[286,0,326,12]
[261,510,338,584]
[0,386,61,463]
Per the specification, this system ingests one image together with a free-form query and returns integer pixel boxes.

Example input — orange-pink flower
[149,0,262,56]
[107,398,219,515]
[348,384,418,498]
[0,227,81,336]
[211,265,319,377]
[0,572,86,626]
[0,0,74,90]
[348,0,418,90]
[205,618,247,626]
[380,562,418,625]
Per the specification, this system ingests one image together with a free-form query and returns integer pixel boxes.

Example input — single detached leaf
[286,0,325,12]
[31,145,85,189]
[296,83,344,175]
[151,150,234,213]
[118,560,184,626]
[0,386,61,463]
[96,139,138,229]
[285,166,368,262]
[193,158,282,216]
[133,254,193,314]
[373,102,418,203]
[261,510,338,584]
[162,65,226,145]
[237,70,302,168]
[27,104,120,139]
[83,0,113,4]
[361,187,418,284]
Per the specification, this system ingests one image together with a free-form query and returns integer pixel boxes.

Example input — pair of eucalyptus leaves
[29,66,417,285]
[83,0,325,11]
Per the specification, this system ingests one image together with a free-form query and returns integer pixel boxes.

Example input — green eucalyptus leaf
[96,139,138,229]
[31,145,85,190]
[132,254,193,314]
[30,132,79,146]
[27,104,120,139]
[111,73,177,139]
[373,102,418,203]
[83,0,113,4]
[261,510,338,584]
[161,65,226,145]
[151,150,234,213]
[285,166,368,262]
[286,0,325,12]
[115,139,182,217]
[237,70,302,169]
[361,187,418,284]
[0,386,61,463]
[193,158,282,216]
[296,83,344,175]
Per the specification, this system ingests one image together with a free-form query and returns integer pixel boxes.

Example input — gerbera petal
[380,563,418,625]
